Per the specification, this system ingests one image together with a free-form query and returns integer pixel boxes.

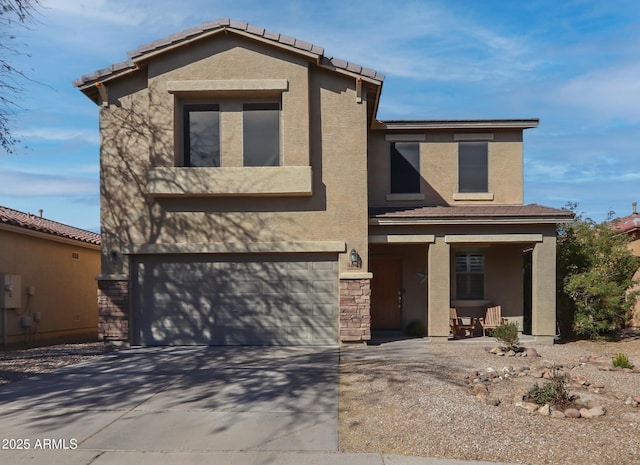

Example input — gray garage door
[131,254,338,346]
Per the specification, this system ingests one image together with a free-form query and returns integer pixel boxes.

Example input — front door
[370,257,403,330]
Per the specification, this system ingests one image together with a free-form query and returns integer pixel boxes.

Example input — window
[390,142,420,193]
[243,103,280,166]
[458,141,488,193]
[183,104,220,167]
[455,251,484,300]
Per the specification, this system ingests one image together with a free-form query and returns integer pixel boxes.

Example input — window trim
[390,141,421,194]
[182,103,220,167]
[458,141,488,193]
[242,102,281,167]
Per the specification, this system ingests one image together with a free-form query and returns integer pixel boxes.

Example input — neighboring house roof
[0,206,101,246]
[370,204,574,224]
[73,18,385,92]
[612,213,640,234]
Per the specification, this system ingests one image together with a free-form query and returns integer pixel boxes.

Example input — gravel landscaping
[2,337,640,464]
[0,342,105,385]
[339,335,640,465]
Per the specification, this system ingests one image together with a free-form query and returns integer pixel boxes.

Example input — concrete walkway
[0,344,521,465]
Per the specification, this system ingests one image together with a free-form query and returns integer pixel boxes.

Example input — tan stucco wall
[368,130,524,207]
[0,228,99,344]
[99,33,370,276]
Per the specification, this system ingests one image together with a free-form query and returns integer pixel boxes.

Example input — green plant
[491,322,519,349]
[612,352,634,369]
[526,370,571,408]
[406,320,425,337]
[557,203,640,339]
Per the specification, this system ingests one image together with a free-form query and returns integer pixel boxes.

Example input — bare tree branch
[0,0,41,153]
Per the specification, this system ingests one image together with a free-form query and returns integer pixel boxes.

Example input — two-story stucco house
[74,19,572,346]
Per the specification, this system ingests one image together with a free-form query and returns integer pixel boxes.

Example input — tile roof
[0,206,101,246]
[612,213,640,234]
[370,204,574,221]
[73,18,384,88]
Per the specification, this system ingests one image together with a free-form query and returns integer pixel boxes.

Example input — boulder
[525,348,540,358]
[564,408,581,418]
[588,406,606,417]
[537,404,551,416]
[580,408,593,418]
[473,383,489,395]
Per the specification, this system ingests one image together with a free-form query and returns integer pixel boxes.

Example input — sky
[1,0,640,232]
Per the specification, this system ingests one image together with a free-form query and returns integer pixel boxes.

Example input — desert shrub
[526,370,571,408]
[406,320,425,337]
[557,204,639,339]
[491,322,519,349]
[612,352,634,369]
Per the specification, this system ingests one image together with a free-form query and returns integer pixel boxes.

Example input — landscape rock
[473,383,489,395]
[526,348,540,358]
[580,408,593,418]
[537,404,551,416]
[571,374,589,386]
[564,408,581,418]
[523,402,539,413]
[550,410,565,418]
[588,406,606,417]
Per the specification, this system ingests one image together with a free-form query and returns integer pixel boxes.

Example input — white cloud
[0,169,97,197]
[15,128,99,145]
[42,0,149,27]
[549,65,640,123]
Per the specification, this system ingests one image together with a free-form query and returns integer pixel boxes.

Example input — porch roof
[369,204,574,225]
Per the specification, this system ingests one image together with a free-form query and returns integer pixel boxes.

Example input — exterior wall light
[349,248,360,267]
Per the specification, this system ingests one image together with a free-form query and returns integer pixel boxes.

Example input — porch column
[531,234,557,344]
[428,236,450,342]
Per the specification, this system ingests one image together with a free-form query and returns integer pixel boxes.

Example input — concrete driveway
[0,346,338,464]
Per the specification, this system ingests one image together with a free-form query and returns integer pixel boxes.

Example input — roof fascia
[379,119,540,130]
[369,216,571,226]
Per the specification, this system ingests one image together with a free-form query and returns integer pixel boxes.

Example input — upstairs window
[458,141,488,193]
[455,251,485,300]
[183,104,220,167]
[390,142,420,193]
[243,103,280,166]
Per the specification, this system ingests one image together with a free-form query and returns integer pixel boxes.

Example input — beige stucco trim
[385,193,425,201]
[124,241,346,255]
[445,234,543,244]
[147,166,312,197]
[452,192,495,201]
[453,133,494,141]
[369,234,435,244]
[167,79,289,93]
[0,223,100,251]
[339,272,373,280]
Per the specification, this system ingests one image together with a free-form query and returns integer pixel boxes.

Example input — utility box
[0,274,22,309]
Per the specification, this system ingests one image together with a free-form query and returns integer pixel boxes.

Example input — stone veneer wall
[97,280,129,341]
[339,278,371,342]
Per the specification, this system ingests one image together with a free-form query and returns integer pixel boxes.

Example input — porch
[367,204,574,344]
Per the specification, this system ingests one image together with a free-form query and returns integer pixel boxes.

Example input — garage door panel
[133,254,338,346]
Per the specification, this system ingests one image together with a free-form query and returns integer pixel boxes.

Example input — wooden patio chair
[479,305,508,337]
[450,307,476,338]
